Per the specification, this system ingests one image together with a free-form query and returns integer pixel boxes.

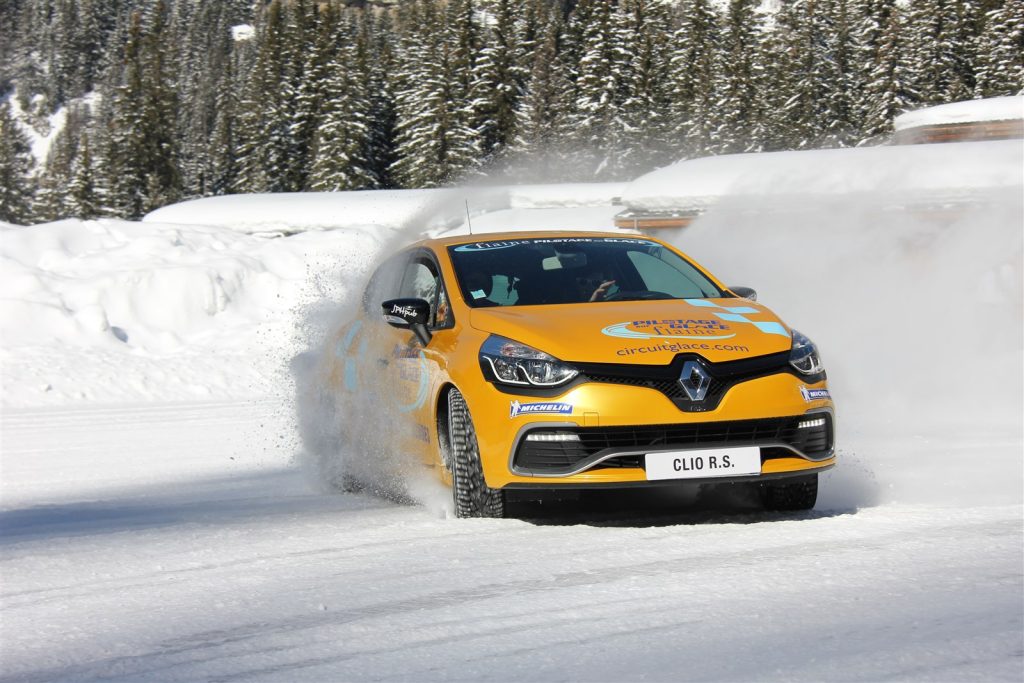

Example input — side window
[400,261,438,303]
[398,258,453,329]
[627,250,706,298]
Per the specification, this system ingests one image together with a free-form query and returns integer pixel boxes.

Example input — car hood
[469,299,793,364]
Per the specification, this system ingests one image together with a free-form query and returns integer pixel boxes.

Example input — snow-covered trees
[1,0,1021,223]
[98,3,182,218]
[0,100,36,224]
[308,11,377,191]
[975,0,1024,97]
[390,0,483,187]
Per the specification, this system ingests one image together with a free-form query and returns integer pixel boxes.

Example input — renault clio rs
[328,232,835,517]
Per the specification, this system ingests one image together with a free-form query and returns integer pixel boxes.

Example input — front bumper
[469,369,836,489]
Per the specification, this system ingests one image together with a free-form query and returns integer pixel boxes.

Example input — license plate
[645,447,761,481]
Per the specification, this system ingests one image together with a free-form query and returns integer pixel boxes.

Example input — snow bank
[894,95,1023,131]
[622,140,1022,214]
[2,184,625,407]
[434,206,622,237]
[143,183,624,235]
[507,182,625,209]
[0,218,383,405]
[142,189,494,234]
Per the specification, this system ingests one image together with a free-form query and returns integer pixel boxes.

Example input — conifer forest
[0,0,1021,225]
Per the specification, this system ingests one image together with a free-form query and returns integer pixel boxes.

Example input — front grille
[576,352,811,413]
[514,414,834,474]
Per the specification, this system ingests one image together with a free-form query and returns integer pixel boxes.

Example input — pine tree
[825,0,864,145]
[568,0,631,178]
[35,102,87,220]
[364,9,398,189]
[975,0,1024,96]
[761,0,853,150]
[0,99,36,224]
[69,0,106,96]
[670,0,722,156]
[906,0,981,105]
[234,0,292,193]
[175,0,250,198]
[509,6,574,180]
[99,3,181,218]
[308,11,376,191]
[282,0,318,191]
[714,0,764,153]
[67,133,99,218]
[390,0,481,188]
[859,0,918,142]
[616,0,675,172]
[472,0,528,165]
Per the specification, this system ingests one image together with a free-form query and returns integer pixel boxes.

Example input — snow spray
[669,178,1022,509]
[290,191,479,515]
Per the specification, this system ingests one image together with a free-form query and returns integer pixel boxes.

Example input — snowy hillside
[1,169,1021,681]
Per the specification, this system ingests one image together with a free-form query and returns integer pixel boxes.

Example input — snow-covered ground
[1,167,1021,680]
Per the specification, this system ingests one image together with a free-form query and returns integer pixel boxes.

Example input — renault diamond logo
[679,360,711,401]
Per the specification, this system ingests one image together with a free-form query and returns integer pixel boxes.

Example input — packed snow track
[1,401,1020,682]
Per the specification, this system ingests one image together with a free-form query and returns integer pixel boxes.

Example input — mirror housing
[382,298,432,345]
[730,286,757,301]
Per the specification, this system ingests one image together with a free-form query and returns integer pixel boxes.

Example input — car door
[389,252,457,462]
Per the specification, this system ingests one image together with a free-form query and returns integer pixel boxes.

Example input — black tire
[447,389,504,518]
[760,473,818,511]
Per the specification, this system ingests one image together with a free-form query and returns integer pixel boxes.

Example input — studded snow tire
[447,389,504,518]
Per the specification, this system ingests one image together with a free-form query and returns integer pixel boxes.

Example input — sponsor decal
[617,342,750,356]
[603,319,735,341]
[335,321,368,392]
[683,299,791,338]
[393,343,422,359]
[602,302,791,341]
[391,303,417,318]
[510,400,573,418]
[526,237,657,246]
[453,240,523,252]
[799,386,831,402]
[455,237,658,253]
[397,348,429,413]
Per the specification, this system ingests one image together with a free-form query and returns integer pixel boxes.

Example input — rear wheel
[760,473,818,511]
[447,389,504,518]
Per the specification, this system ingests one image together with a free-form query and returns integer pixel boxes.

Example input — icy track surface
[2,401,1021,683]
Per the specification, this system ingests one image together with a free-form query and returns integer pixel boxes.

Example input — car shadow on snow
[0,467,390,546]
[506,483,861,528]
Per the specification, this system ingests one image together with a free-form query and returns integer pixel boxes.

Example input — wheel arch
[435,382,457,470]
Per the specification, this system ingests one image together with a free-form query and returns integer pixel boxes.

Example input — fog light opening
[798,418,826,429]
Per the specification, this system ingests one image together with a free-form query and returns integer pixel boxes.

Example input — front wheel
[760,473,818,511]
[447,389,504,518]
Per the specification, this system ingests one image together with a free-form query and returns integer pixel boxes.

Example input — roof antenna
[465,199,474,236]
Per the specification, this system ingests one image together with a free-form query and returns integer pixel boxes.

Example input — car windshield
[448,237,723,307]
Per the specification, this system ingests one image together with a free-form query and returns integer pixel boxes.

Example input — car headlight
[480,335,579,387]
[789,329,825,375]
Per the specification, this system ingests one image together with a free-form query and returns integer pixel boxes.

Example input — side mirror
[730,286,757,301]
[382,298,432,345]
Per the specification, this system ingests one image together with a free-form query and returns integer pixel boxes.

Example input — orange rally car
[330,231,835,517]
